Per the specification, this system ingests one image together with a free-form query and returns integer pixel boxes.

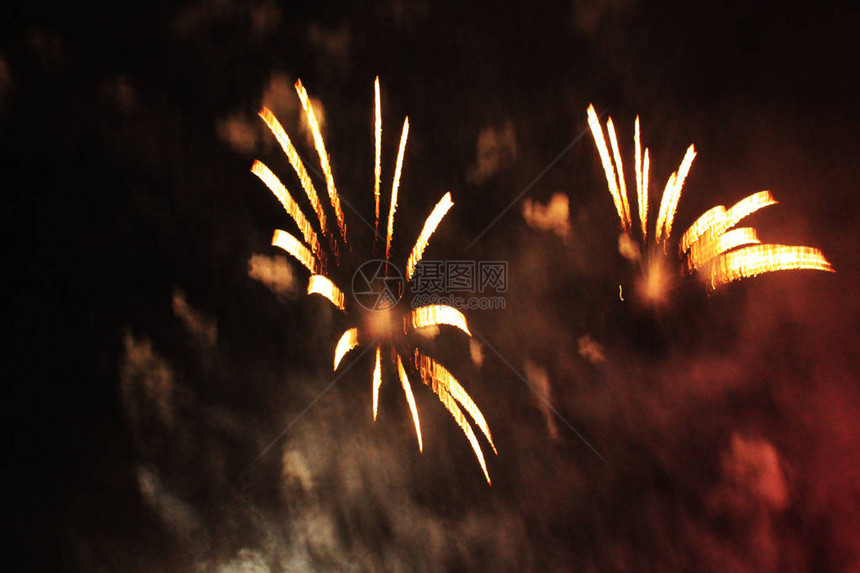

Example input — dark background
[3,1,858,571]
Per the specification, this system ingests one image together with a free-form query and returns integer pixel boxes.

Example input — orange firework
[586,104,833,301]
[253,78,496,484]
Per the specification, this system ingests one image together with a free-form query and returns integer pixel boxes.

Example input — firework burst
[586,104,833,303]
[252,78,496,484]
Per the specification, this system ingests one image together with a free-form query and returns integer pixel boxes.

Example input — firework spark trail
[708,244,834,289]
[374,77,382,237]
[680,191,778,254]
[655,145,696,245]
[415,352,497,455]
[406,192,454,280]
[307,275,345,310]
[421,362,491,484]
[373,347,382,421]
[334,328,360,370]
[385,118,410,262]
[587,105,628,230]
[411,305,471,336]
[396,354,423,451]
[607,118,632,229]
[255,78,496,483]
[252,161,322,260]
[687,227,760,272]
[634,117,649,240]
[271,229,318,274]
[258,107,328,235]
[295,79,347,244]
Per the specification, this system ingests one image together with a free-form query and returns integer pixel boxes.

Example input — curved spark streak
[396,354,423,452]
[406,192,454,280]
[587,105,627,228]
[271,229,318,274]
[425,366,491,484]
[687,227,760,272]
[680,191,778,254]
[295,79,347,243]
[680,205,727,254]
[307,275,345,310]
[372,347,382,421]
[725,190,778,229]
[374,77,382,235]
[708,244,834,290]
[252,161,321,259]
[333,328,360,370]
[385,117,410,261]
[607,118,632,229]
[258,107,327,233]
[655,145,696,244]
[411,305,471,336]
[415,352,497,455]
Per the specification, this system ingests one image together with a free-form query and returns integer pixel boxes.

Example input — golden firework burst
[252,78,496,484]
[586,104,833,302]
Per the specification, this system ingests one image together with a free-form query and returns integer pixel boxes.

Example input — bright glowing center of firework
[364,308,397,340]
[637,256,671,306]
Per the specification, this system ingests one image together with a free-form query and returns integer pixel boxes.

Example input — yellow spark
[679,205,728,254]
[634,116,648,240]
[606,117,632,230]
[271,229,318,274]
[385,117,410,261]
[252,161,322,260]
[680,191,778,254]
[655,144,696,244]
[415,351,497,455]
[587,105,628,229]
[725,190,778,229]
[396,354,423,452]
[374,77,382,235]
[372,346,382,421]
[686,227,760,272]
[415,352,490,483]
[295,79,347,243]
[258,107,328,234]
[333,327,359,370]
[307,275,345,310]
[708,244,834,290]
[411,305,471,336]
[406,192,454,280]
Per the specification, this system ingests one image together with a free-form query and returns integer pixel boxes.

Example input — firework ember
[587,104,834,299]
[254,78,496,483]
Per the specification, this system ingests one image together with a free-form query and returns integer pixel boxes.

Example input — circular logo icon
[351,259,404,311]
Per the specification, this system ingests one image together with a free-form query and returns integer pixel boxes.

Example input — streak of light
[295,79,347,242]
[252,161,322,259]
[374,77,382,236]
[406,192,454,280]
[708,244,834,290]
[271,229,318,274]
[307,275,345,310]
[397,354,423,451]
[385,117,410,262]
[415,351,497,455]
[373,347,382,421]
[411,305,471,336]
[258,107,328,233]
[333,327,359,370]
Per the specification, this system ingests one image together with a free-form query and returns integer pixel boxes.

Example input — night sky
[4,1,859,571]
